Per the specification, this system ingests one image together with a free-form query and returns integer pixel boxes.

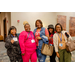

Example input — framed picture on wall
[57,15,66,30]
[69,17,75,36]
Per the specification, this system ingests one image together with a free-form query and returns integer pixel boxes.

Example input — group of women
[5,19,72,62]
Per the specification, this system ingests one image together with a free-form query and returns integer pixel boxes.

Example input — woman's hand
[21,53,25,56]
[37,37,41,40]
[56,52,60,58]
[11,40,14,44]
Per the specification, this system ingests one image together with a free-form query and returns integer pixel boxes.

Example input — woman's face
[25,24,31,32]
[56,25,61,33]
[49,28,53,33]
[36,21,42,28]
[10,29,16,36]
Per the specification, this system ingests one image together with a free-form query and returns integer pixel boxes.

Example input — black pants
[50,48,56,62]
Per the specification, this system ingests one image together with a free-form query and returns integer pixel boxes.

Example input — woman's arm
[36,28,49,40]
[12,41,19,46]
[5,36,12,49]
[53,34,58,52]
[19,32,26,55]
[45,28,49,40]
[45,34,49,40]
[53,34,60,58]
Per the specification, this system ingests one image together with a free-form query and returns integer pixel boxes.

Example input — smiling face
[56,25,62,33]
[24,24,31,32]
[36,21,42,28]
[49,28,53,33]
[35,20,43,29]
[10,29,16,36]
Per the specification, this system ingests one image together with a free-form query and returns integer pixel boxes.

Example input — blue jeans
[36,47,46,62]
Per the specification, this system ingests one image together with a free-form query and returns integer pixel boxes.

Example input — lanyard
[57,32,62,42]
[27,32,33,39]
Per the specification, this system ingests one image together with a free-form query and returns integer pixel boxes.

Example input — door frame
[3,17,7,41]
[0,23,1,35]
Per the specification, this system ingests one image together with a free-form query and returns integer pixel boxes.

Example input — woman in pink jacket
[19,21,37,62]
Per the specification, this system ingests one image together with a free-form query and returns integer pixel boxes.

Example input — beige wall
[11,12,56,33]
[6,12,11,35]
[10,12,75,40]
[0,12,11,38]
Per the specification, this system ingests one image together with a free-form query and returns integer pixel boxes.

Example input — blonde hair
[23,21,29,26]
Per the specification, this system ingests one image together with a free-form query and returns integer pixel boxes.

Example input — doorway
[0,24,1,35]
[3,18,7,42]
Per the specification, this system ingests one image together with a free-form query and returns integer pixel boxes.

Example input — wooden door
[0,24,1,35]
[3,18,7,41]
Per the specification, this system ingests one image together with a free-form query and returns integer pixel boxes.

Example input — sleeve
[68,34,72,41]
[19,32,26,54]
[67,32,72,41]
[5,36,12,49]
[64,31,72,41]
[53,34,59,52]
[12,41,19,46]
[45,28,49,35]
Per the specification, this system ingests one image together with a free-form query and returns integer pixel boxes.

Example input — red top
[49,31,56,45]
[49,34,53,44]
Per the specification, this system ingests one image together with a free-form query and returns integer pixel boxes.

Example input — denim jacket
[34,27,49,50]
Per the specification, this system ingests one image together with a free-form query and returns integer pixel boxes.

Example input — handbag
[66,39,75,52]
[41,43,53,56]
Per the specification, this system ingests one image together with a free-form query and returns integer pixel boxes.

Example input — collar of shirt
[11,34,15,38]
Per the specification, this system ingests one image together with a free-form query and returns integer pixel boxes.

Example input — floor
[0,42,10,62]
[0,42,75,62]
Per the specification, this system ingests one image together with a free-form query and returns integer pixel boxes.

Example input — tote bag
[66,40,75,52]
[41,43,53,56]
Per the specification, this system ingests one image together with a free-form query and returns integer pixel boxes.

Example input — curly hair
[35,19,43,27]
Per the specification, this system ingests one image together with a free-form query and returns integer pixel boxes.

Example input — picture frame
[57,15,66,30]
[69,17,75,36]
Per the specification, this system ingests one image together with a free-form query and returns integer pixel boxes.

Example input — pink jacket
[19,31,37,54]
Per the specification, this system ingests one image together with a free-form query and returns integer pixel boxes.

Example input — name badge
[13,37,18,41]
[59,43,63,47]
[31,39,35,43]
[50,44,52,46]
